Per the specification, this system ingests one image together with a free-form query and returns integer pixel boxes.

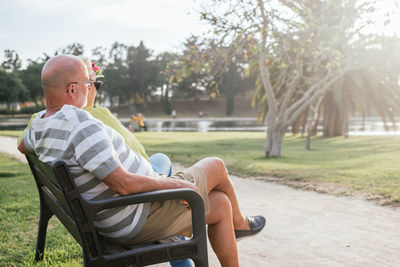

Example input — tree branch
[286,71,344,127]
[257,0,277,113]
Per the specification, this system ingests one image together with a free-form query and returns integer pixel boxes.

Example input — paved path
[1,136,400,266]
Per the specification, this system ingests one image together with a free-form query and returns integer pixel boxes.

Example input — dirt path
[1,136,399,266]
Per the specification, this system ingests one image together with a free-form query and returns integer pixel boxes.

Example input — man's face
[74,63,91,108]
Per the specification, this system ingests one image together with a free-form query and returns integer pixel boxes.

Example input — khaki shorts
[121,165,210,245]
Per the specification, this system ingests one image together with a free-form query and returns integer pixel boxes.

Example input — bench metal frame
[26,154,208,266]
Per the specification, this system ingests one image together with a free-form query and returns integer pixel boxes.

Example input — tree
[19,60,45,107]
[321,36,400,137]
[1,50,22,72]
[168,36,251,115]
[91,46,108,67]
[202,43,251,115]
[167,36,213,99]
[126,41,158,103]
[60,43,85,56]
[202,0,385,157]
[0,70,28,110]
[154,52,179,114]
[102,42,129,107]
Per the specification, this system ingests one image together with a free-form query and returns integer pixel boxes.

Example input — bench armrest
[85,188,206,235]
[88,188,204,214]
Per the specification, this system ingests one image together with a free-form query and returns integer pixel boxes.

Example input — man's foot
[234,215,266,240]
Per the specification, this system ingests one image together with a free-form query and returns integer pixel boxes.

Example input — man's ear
[66,85,75,95]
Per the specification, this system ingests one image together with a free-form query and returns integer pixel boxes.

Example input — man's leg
[206,190,239,267]
[149,153,192,267]
[194,157,250,231]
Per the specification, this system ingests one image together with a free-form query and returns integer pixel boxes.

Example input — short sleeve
[17,113,37,145]
[23,126,35,153]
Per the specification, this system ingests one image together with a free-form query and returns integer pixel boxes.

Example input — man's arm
[17,113,37,145]
[102,166,198,196]
[18,138,33,155]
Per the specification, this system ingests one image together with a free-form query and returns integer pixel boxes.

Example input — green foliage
[161,91,172,115]
[91,46,108,67]
[0,70,29,110]
[101,41,164,107]
[60,43,85,56]
[166,36,211,99]
[126,41,159,103]
[1,49,22,72]
[0,153,82,266]
[19,61,45,106]
[101,42,128,106]
[323,36,400,136]
[0,104,45,114]
[201,0,400,157]
[154,52,179,114]
[167,36,253,115]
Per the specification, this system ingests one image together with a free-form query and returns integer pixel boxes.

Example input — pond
[129,118,265,132]
[1,116,399,135]
[123,117,400,135]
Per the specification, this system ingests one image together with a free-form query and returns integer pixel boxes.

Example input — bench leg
[35,204,53,262]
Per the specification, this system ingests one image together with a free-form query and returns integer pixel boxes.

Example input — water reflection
[139,119,265,132]
[2,117,400,135]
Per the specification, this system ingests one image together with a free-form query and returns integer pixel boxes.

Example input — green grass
[0,130,21,138]
[1,130,400,205]
[0,153,82,266]
[134,132,400,205]
[1,131,400,265]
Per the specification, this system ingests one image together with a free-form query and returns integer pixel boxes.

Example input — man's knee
[210,191,232,215]
[206,156,228,175]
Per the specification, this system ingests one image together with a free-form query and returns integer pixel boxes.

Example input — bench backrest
[26,154,102,260]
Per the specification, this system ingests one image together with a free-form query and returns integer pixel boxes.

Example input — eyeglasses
[70,81,93,88]
[65,80,93,93]
[94,81,102,91]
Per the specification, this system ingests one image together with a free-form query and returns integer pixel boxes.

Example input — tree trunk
[305,97,323,150]
[301,107,309,137]
[264,111,275,157]
[311,105,321,136]
[305,108,311,150]
[265,112,286,158]
[270,129,285,157]
[323,91,343,137]
[342,114,349,138]
[305,124,311,150]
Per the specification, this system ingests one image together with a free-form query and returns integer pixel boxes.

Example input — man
[17,57,189,267]
[18,55,266,267]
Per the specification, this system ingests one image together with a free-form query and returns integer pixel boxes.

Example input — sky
[0,0,209,63]
[1,0,399,65]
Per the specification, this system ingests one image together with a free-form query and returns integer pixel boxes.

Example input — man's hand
[165,178,199,192]
[102,166,198,196]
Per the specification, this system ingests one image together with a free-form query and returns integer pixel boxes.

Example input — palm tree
[322,37,400,137]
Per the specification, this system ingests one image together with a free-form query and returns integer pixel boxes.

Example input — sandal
[234,215,266,240]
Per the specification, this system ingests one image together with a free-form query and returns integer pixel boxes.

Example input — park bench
[26,154,208,266]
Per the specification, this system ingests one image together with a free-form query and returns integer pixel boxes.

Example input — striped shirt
[24,104,154,243]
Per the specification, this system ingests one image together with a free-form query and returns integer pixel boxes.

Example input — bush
[0,104,45,115]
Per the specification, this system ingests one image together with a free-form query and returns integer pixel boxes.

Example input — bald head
[41,54,88,92]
